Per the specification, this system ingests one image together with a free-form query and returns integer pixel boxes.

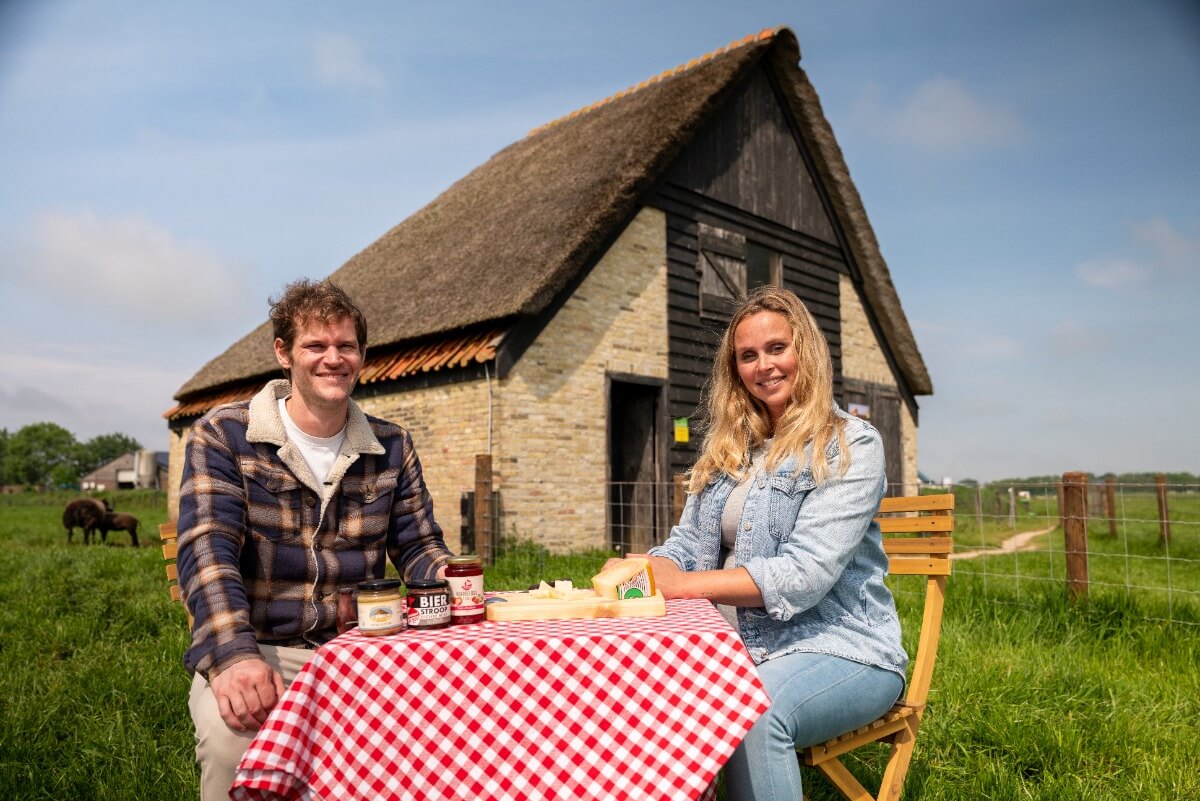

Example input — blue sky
[1,1,1197,482]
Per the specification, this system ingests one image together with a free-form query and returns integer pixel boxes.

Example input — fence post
[475,454,494,565]
[1008,487,1016,527]
[1062,471,1089,602]
[1105,477,1117,538]
[1056,482,1065,529]
[1156,473,1171,545]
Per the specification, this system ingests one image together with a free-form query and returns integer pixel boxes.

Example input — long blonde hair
[688,286,848,493]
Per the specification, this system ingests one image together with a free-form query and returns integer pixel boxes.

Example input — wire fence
[465,473,1200,626]
[936,478,1199,626]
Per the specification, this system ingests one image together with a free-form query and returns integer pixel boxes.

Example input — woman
[637,286,906,800]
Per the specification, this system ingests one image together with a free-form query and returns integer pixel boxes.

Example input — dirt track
[950,525,1056,560]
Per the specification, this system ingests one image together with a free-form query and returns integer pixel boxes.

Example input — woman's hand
[623,553,688,599]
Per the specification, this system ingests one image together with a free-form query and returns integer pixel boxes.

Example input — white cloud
[1073,219,1197,290]
[1133,218,1198,275]
[5,209,253,333]
[1075,258,1147,288]
[1048,319,1099,357]
[312,33,386,91]
[857,78,1024,153]
[0,347,191,447]
[0,383,74,418]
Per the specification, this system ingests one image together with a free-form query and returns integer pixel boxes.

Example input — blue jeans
[724,651,904,801]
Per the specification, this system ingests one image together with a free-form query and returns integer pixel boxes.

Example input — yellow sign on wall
[673,417,689,444]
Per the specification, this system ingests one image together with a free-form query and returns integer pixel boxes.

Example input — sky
[1,1,1197,483]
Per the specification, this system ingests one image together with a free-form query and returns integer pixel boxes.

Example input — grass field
[1,491,1197,800]
[949,489,1200,624]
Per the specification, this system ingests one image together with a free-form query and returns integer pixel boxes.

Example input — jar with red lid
[445,555,485,625]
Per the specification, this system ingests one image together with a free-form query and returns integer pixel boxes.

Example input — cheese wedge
[592,557,657,600]
[528,580,555,599]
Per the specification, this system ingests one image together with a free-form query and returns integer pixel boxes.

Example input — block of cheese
[591,557,657,600]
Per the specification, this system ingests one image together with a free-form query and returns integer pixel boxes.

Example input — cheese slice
[592,557,657,600]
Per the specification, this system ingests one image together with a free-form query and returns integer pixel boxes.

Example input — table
[231,598,771,801]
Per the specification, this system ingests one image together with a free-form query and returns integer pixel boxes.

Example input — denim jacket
[650,409,907,680]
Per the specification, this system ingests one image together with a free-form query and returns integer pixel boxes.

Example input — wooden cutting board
[485,591,667,621]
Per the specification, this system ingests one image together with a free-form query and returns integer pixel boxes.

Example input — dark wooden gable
[650,61,870,478]
[663,66,838,244]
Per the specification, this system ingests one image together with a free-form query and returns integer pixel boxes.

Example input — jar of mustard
[356,579,406,636]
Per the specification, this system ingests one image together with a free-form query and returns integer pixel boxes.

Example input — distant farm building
[164,27,932,553]
[80,450,169,491]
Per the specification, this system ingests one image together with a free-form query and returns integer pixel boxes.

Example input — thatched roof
[173,26,930,409]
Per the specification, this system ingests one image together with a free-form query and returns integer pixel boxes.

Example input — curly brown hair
[269,278,368,359]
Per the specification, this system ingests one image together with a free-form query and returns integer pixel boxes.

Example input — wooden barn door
[843,379,904,491]
[608,378,663,554]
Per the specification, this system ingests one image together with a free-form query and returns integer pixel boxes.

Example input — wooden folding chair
[159,521,192,628]
[798,492,954,801]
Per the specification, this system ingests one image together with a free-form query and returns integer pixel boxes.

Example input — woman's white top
[716,439,771,631]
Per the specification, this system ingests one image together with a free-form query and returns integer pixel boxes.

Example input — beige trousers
[187,644,315,801]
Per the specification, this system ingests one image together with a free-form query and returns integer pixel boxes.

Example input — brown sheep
[99,512,141,548]
[62,498,112,545]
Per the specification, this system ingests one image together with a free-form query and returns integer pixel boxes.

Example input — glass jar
[336,587,358,634]
[406,579,451,630]
[356,579,406,636]
[445,555,485,625]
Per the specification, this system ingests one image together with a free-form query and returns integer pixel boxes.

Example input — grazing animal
[62,498,112,544]
[99,512,141,548]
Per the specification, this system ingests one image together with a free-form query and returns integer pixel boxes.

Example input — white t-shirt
[716,440,771,631]
[279,398,347,497]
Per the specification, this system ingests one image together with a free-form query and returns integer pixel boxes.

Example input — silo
[136,449,159,489]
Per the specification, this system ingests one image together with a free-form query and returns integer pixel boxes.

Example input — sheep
[62,498,112,545]
[98,512,141,548]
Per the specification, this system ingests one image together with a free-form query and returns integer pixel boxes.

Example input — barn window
[697,224,746,319]
[697,224,782,320]
[746,241,781,289]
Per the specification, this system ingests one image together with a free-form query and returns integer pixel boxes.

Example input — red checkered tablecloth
[231,598,770,801]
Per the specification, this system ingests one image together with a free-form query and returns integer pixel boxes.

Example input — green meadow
[0,492,1196,800]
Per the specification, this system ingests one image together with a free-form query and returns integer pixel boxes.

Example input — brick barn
[165,27,932,554]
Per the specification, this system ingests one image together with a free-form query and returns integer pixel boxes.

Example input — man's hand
[209,657,286,732]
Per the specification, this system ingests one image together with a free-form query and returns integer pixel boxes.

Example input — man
[177,279,452,800]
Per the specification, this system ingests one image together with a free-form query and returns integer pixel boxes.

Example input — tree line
[0,422,142,490]
[956,471,1200,495]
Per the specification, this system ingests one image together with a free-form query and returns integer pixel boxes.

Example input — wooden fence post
[1156,473,1171,545]
[1008,487,1016,527]
[475,454,494,565]
[1062,471,1089,602]
[1105,477,1117,539]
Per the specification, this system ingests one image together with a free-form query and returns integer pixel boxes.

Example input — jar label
[447,574,485,619]
[408,591,451,627]
[358,597,405,632]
